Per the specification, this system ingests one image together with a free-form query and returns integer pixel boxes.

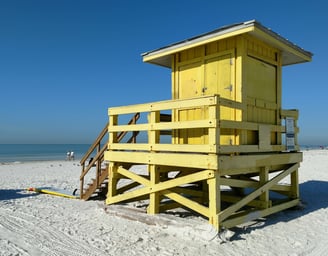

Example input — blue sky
[0,0,327,145]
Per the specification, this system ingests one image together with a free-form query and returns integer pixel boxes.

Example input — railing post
[148,110,160,214]
[259,166,270,208]
[208,99,220,154]
[109,114,118,144]
[132,113,138,143]
[80,162,85,199]
[208,171,220,230]
[96,142,101,187]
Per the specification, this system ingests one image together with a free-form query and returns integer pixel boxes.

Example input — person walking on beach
[70,151,75,160]
[66,151,71,161]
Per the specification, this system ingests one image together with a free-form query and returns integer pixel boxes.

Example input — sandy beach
[1,150,328,255]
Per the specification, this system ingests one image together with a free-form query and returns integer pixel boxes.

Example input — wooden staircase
[79,113,140,200]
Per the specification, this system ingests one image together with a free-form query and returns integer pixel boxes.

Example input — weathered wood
[103,97,302,230]
[207,171,220,229]
[107,170,214,205]
[80,122,108,164]
[218,163,299,222]
[162,189,210,217]
[221,199,300,229]
[105,151,219,169]
[218,152,302,171]
[80,113,140,200]
[78,20,312,231]
[108,143,216,153]
[108,96,216,116]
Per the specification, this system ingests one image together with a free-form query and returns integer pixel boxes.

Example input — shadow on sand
[230,180,328,240]
[0,189,39,201]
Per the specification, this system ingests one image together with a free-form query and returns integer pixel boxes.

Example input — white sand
[1,150,328,255]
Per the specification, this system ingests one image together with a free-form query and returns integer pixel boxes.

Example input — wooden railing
[80,113,140,200]
[105,95,300,161]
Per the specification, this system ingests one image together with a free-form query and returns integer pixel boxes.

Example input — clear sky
[0,0,327,145]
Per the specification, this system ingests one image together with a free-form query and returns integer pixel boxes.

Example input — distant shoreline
[0,144,91,163]
[0,159,81,165]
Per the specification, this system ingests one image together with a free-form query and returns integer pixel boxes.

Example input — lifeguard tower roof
[142,20,313,68]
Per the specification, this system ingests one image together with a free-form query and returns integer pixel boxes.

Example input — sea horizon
[0,144,93,163]
[0,143,326,163]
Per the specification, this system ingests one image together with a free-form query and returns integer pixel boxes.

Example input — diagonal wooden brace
[106,168,214,205]
[218,163,299,222]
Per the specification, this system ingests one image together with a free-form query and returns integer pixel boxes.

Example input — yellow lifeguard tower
[80,20,312,230]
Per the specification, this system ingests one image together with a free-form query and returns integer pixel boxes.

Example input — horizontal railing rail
[107,95,299,155]
[80,112,140,200]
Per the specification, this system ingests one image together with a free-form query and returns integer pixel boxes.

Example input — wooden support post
[148,110,160,146]
[207,171,220,230]
[201,180,209,205]
[109,114,118,144]
[259,167,270,208]
[290,168,299,199]
[106,163,118,204]
[148,110,160,214]
[208,104,220,149]
[148,165,160,214]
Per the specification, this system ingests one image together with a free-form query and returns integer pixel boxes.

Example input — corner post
[290,167,299,199]
[106,162,118,204]
[207,170,220,230]
[260,166,270,208]
[148,110,161,214]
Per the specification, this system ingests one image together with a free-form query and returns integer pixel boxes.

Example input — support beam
[107,170,214,205]
[207,171,220,230]
[219,163,299,222]
[290,169,299,199]
[221,199,299,229]
[107,163,119,198]
[148,165,160,214]
[259,167,270,208]
[162,190,209,217]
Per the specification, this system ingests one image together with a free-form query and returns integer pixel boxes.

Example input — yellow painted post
[294,112,299,147]
[106,113,119,204]
[106,163,118,204]
[108,114,118,144]
[276,52,282,145]
[148,165,160,214]
[207,171,220,230]
[148,110,161,214]
[208,101,220,149]
[290,168,299,199]
[259,167,270,208]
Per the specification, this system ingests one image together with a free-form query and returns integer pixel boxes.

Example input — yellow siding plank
[105,151,219,169]
[109,95,218,115]
[218,153,302,171]
[108,143,216,153]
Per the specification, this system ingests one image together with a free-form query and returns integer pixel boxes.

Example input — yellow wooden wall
[244,35,281,144]
[171,35,281,146]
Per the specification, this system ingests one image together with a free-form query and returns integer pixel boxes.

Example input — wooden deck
[100,95,301,230]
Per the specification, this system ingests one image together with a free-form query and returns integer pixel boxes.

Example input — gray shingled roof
[142,20,313,67]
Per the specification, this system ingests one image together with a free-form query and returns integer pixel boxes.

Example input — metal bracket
[224,85,233,92]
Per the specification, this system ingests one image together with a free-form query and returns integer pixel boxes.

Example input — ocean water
[0,144,323,163]
[0,144,91,163]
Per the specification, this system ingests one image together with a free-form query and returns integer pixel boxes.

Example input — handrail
[80,143,108,180]
[80,122,108,165]
[79,112,140,200]
[106,95,300,154]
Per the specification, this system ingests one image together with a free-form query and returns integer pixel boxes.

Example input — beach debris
[27,187,79,199]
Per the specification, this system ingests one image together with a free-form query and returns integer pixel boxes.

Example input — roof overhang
[142,20,313,68]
